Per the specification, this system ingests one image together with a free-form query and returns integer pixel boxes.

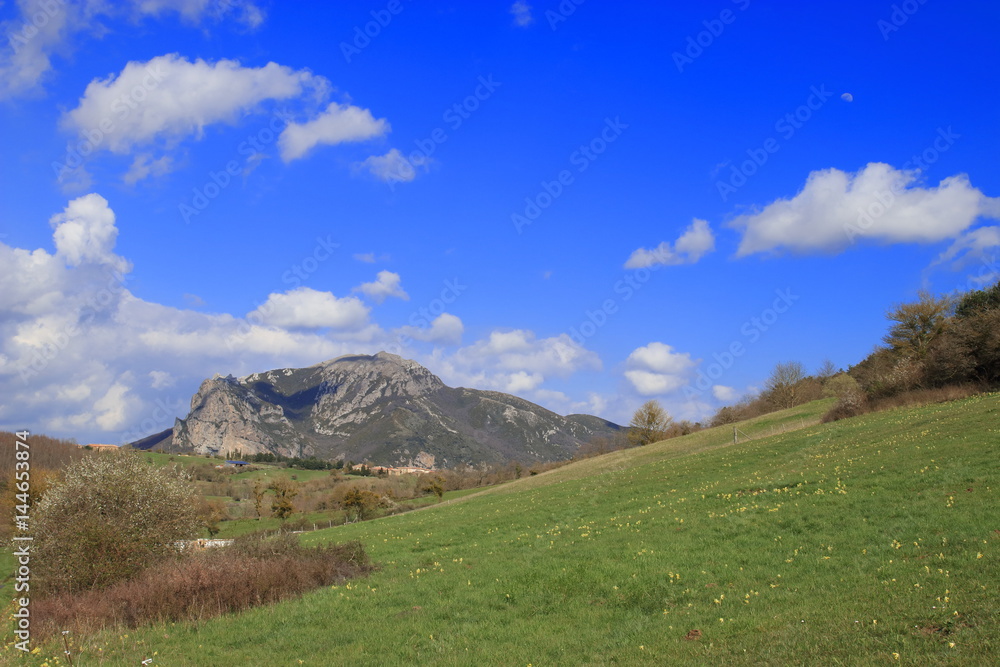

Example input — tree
[883,291,953,359]
[199,498,227,537]
[764,361,807,409]
[269,478,298,520]
[816,359,837,380]
[341,488,383,522]
[32,451,200,593]
[423,477,444,500]
[251,480,267,520]
[628,400,672,447]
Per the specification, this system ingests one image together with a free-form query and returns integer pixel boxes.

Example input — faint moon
[841,93,854,102]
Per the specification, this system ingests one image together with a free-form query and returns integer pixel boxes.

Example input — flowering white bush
[32,451,200,593]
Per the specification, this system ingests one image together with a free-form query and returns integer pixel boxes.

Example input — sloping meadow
[18,395,999,665]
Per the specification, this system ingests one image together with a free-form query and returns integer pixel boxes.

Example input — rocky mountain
[133,352,621,467]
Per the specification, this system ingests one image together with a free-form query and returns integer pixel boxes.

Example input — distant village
[79,443,433,476]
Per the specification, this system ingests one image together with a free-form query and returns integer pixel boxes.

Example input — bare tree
[816,359,837,380]
[628,400,672,447]
[764,361,806,409]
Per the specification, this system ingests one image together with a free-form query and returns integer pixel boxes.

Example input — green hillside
[24,395,1000,665]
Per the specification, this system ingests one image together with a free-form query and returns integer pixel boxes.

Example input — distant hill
[131,352,620,467]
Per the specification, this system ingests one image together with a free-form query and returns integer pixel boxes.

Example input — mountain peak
[148,353,620,466]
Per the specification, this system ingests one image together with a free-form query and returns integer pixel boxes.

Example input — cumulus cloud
[434,329,601,395]
[354,271,409,303]
[249,287,370,330]
[510,1,534,26]
[504,370,544,392]
[732,163,1000,257]
[278,102,389,162]
[0,198,380,444]
[624,342,697,396]
[61,54,327,154]
[0,196,612,444]
[48,193,130,272]
[397,313,464,345]
[624,218,715,268]
[57,54,389,183]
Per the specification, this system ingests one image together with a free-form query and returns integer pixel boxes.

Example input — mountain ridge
[132,352,620,467]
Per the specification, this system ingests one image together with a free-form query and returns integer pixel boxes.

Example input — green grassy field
[12,394,1000,665]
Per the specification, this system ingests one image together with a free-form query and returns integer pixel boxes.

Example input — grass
[10,394,999,665]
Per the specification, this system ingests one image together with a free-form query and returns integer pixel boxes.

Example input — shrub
[32,451,200,594]
[32,535,372,639]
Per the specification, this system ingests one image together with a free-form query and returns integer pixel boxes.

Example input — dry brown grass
[31,534,372,639]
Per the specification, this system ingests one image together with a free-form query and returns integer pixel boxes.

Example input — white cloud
[57,54,390,183]
[712,385,738,402]
[93,378,138,430]
[354,271,409,303]
[0,1,265,100]
[433,329,601,394]
[278,102,389,162]
[357,148,419,183]
[931,225,1000,271]
[398,313,464,345]
[624,342,697,396]
[62,54,327,155]
[49,193,129,271]
[250,287,370,329]
[354,252,376,263]
[504,370,544,393]
[624,218,715,268]
[731,163,1000,256]
[623,370,685,395]
[148,370,175,389]
[124,153,175,185]
[510,1,534,26]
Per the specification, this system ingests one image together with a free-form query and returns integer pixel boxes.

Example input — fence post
[733,427,737,444]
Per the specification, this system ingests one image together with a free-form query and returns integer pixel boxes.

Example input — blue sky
[2,0,999,445]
